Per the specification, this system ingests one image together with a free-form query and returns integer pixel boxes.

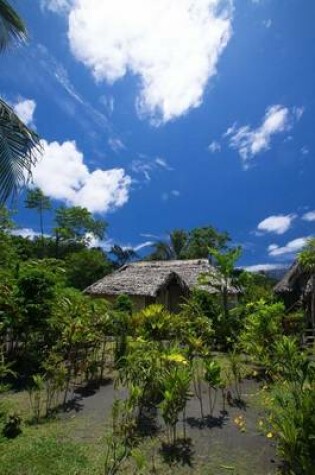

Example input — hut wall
[156,281,188,313]
[96,294,147,312]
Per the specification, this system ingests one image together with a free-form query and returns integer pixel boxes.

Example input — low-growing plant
[2,411,22,438]
[270,383,315,474]
[159,364,191,444]
[227,350,243,401]
[239,300,284,371]
[28,374,45,423]
[204,358,221,416]
[193,358,205,419]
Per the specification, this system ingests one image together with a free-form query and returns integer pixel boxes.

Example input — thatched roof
[274,261,314,295]
[85,259,239,298]
[274,261,301,293]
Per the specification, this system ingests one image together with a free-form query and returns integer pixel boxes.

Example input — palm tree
[148,230,188,261]
[0,0,26,49]
[0,0,41,203]
[110,244,138,268]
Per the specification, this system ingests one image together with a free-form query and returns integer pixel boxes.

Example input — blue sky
[2,0,315,269]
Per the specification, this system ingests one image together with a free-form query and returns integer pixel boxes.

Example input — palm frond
[0,99,42,203]
[0,0,26,50]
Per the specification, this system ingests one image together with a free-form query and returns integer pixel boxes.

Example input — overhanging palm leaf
[0,99,41,203]
[0,0,26,50]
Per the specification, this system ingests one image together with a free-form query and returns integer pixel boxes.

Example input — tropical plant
[184,226,230,260]
[298,237,315,328]
[228,350,245,401]
[65,248,112,290]
[199,246,241,348]
[54,206,107,256]
[0,2,41,203]
[148,229,188,260]
[28,374,45,423]
[204,358,221,416]
[239,300,284,370]
[159,363,191,444]
[132,304,175,341]
[0,0,26,50]
[25,187,51,238]
[110,244,137,268]
[2,411,22,438]
[270,382,315,473]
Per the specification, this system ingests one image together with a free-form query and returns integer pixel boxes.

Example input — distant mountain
[263,267,289,282]
[239,265,290,283]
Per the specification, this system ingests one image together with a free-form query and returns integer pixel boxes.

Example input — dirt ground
[59,376,279,474]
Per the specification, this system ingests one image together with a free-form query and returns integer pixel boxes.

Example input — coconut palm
[0,0,41,203]
[110,244,138,268]
[148,229,188,261]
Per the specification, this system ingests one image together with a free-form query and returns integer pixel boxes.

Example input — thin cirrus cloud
[32,140,132,214]
[131,156,173,182]
[225,105,304,166]
[51,0,234,124]
[257,214,296,235]
[268,237,310,257]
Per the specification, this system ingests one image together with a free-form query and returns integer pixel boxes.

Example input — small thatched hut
[274,261,315,327]
[85,259,239,313]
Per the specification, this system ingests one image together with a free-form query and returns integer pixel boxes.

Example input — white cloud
[257,214,296,235]
[244,263,285,273]
[268,237,309,257]
[41,0,73,13]
[11,228,43,239]
[32,140,132,214]
[13,99,36,127]
[302,210,315,222]
[208,140,221,153]
[67,0,233,124]
[225,105,303,165]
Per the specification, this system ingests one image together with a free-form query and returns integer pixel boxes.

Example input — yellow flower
[234,417,240,425]
[165,353,188,365]
[266,432,273,439]
[259,420,264,427]
[253,370,258,377]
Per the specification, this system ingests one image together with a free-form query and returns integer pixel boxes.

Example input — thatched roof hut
[274,261,315,326]
[274,261,314,296]
[85,259,239,312]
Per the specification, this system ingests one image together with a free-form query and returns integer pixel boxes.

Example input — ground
[0,372,279,475]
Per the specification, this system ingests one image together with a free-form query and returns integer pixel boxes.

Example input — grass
[0,434,91,475]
